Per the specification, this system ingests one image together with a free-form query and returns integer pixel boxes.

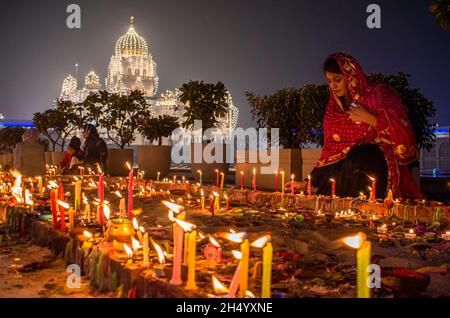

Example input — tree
[429,0,450,30]
[33,109,61,151]
[96,90,148,149]
[368,72,437,151]
[138,115,180,146]
[246,86,327,148]
[0,126,26,153]
[179,80,229,134]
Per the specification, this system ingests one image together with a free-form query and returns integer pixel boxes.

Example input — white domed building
[59,17,239,144]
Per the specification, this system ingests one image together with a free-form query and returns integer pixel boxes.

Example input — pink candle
[50,189,58,229]
[170,222,184,285]
[98,173,104,226]
[252,168,256,192]
[275,171,279,193]
[240,172,244,191]
[128,165,134,219]
[330,179,336,198]
[227,262,242,298]
[307,175,312,197]
[58,183,66,231]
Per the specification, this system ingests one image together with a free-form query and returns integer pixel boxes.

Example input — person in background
[13,128,45,176]
[82,124,101,170]
[59,136,84,174]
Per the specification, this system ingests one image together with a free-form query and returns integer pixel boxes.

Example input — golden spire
[130,16,134,28]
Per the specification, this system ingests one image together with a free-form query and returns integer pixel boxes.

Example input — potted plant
[179,80,230,183]
[242,85,327,190]
[136,115,180,179]
[85,90,147,176]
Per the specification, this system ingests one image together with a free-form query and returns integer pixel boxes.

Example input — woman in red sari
[288,52,421,199]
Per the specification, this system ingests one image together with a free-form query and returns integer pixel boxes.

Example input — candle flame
[291,174,294,180]
[168,210,175,222]
[83,231,92,238]
[231,250,242,260]
[132,237,141,251]
[139,226,145,233]
[368,175,375,181]
[213,191,219,197]
[240,171,244,175]
[223,232,246,243]
[251,235,271,248]
[253,167,256,175]
[200,189,204,196]
[174,218,196,232]
[161,200,184,213]
[132,217,139,231]
[409,229,414,234]
[330,178,335,182]
[212,275,229,294]
[57,200,70,209]
[103,204,111,220]
[246,290,256,298]
[342,232,366,249]
[24,189,33,205]
[209,236,221,247]
[197,170,202,175]
[114,191,122,198]
[125,162,132,171]
[152,241,166,265]
[124,243,133,258]
[308,174,311,180]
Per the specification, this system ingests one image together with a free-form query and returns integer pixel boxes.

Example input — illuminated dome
[60,74,77,100]
[115,17,148,58]
[85,70,100,87]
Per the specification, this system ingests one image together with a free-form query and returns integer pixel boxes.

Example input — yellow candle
[214,195,220,212]
[84,204,90,223]
[183,232,189,266]
[38,177,43,197]
[239,238,249,298]
[143,233,149,267]
[68,208,74,231]
[343,232,371,298]
[75,180,82,211]
[119,198,126,217]
[185,230,197,290]
[261,242,273,298]
[220,172,225,189]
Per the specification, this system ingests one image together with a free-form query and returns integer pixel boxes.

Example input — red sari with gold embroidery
[316,53,421,199]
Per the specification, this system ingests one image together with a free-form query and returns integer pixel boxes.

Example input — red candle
[98,173,104,225]
[240,171,244,191]
[128,163,134,219]
[252,168,256,192]
[50,189,58,229]
[275,171,279,193]
[185,181,190,195]
[330,178,336,198]
[215,169,220,187]
[307,175,312,197]
[58,183,66,231]
[225,195,230,210]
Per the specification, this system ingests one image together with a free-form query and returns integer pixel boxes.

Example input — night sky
[0,0,449,128]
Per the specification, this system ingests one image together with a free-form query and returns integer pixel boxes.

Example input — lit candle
[127,162,133,219]
[225,194,230,210]
[119,198,126,217]
[220,172,225,189]
[200,189,205,212]
[68,208,74,232]
[330,178,336,198]
[441,231,450,241]
[98,172,104,226]
[227,251,242,298]
[215,169,220,187]
[252,168,256,192]
[50,189,58,229]
[58,184,66,231]
[186,229,198,290]
[239,235,249,298]
[38,177,44,197]
[405,229,416,240]
[185,181,190,195]
[163,202,185,285]
[213,191,220,214]
[307,175,312,197]
[274,171,279,193]
[209,195,214,215]
[183,232,189,266]
[157,171,160,182]
[75,179,81,211]
[79,166,84,176]
[84,202,90,224]
[197,170,202,187]
[291,174,295,195]
[240,171,244,191]
[343,232,371,298]
[251,236,272,298]
[143,233,149,267]
[369,176,376,203]
[281,171,285,197]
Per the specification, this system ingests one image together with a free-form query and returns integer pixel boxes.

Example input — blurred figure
[59,136,84,174]
[82,124,108,173]
[13,128,45,176]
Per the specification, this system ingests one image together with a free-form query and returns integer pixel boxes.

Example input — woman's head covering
[325,52,369,102]
[68,136,81,151]
[83,124,99,140]
[22,128,40,142]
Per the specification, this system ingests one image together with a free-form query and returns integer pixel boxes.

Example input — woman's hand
[284,180,307,193]
[347,102,377,127]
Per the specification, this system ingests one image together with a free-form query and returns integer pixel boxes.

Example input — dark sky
[0,0,449,128]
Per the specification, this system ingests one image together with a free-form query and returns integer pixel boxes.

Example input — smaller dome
[85,70,100,86]
[115,17,148,57]
[61,74,77,96]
